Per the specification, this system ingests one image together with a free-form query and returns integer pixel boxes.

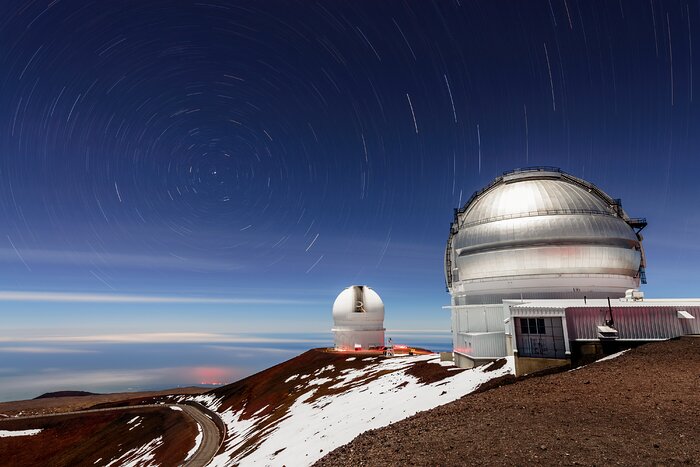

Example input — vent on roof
[597,325,619,340]
[624,289,644,301]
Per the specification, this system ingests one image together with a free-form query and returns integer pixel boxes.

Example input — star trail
[0,1,699,339]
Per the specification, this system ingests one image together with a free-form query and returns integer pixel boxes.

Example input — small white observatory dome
[332,285,385,351]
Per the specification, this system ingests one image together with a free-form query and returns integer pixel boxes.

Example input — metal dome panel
[445,168,645,303]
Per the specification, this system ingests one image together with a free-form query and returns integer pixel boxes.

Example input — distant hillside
[315,338,700,466]
[180,349,513,466]
[0,350,514,466]
[34,391,98,399]
[0,405,198,466]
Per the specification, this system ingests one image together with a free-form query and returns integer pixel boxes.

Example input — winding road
[0,403,223,467]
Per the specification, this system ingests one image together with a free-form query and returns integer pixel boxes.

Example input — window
[515,317,566,359]
[520,318,546,334]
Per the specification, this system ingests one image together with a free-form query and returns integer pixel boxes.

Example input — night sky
[1,1,699,340]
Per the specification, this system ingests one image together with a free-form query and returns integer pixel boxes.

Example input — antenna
[605,297,614,327]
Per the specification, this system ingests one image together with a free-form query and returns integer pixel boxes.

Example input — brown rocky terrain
[316,337,700,466]
[0,406,197,466]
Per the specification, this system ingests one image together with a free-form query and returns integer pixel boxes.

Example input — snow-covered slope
[184,350,513,467]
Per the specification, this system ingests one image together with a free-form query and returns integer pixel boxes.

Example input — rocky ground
[0,406,197,466]
[315,337,700,466]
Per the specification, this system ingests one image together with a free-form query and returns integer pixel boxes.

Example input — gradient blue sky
[0,0,699,345]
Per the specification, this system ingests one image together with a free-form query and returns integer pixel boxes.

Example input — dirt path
[178,404,222,467]
[0,403,222,466]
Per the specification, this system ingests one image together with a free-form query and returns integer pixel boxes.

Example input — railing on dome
[445,209,461,291]
[453,167,623,229]
[444,239,453,291]
[502,166,564,176]
[627,218,647,233]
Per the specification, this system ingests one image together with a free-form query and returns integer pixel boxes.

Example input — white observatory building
[445,167,699,375]
[332,285,385,351]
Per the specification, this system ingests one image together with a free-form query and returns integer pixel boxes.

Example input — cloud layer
[0,290,319,305]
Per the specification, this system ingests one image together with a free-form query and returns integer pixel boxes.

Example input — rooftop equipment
[598,298,619,340]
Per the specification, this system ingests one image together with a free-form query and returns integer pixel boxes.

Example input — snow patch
[252,405,269,417]
[192,393,223,411]
[435,360,455,367]
[0,429,42,438]
[127,415,142,431]
[169,405,183,412]
[314,365,334,375]
[184,422,203,462]
[104,435,163,467]
[596,349,630,362]
[284,374,298,383]
[307,377,334,386]
[210,354,514,466]
[345,357,356,362]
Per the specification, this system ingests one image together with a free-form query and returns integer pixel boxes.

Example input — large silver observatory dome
[445,167,647,304]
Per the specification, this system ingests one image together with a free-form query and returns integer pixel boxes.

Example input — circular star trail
[0,1,698,306]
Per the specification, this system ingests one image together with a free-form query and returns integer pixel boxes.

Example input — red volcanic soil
[315,338,700,466]
[0,406,197,467]
[204,348,462,462]
[209,348,455,418]
[0,387,207,417]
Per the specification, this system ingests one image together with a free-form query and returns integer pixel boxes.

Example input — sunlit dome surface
[332,285,384,330]
[446,168,646,304]
[332,285,385,351]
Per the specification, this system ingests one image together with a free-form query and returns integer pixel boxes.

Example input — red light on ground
[190,367,232,384]
[394,344,408,350]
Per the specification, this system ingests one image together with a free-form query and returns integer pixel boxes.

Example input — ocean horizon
[0,331,452,403]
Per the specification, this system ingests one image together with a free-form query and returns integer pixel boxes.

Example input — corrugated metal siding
[680,307,700,335]
[484,304,506,331]
[565,306,686,340]
[456,331,506,358]
[454,304,505,333]
[451,306,460,349]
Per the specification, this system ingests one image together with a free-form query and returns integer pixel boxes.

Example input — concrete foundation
[439,352,454,362]
[514,354,570,376]
[454,352,495,369]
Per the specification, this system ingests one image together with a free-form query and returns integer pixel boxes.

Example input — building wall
[455,331,506,359]
[452,304,505,333]
[680,308,700,334]
[564,306,697,340]
[333,329,385,351]
[452,275,638,305]
[453,352,495,369]
[451,303,507,360]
